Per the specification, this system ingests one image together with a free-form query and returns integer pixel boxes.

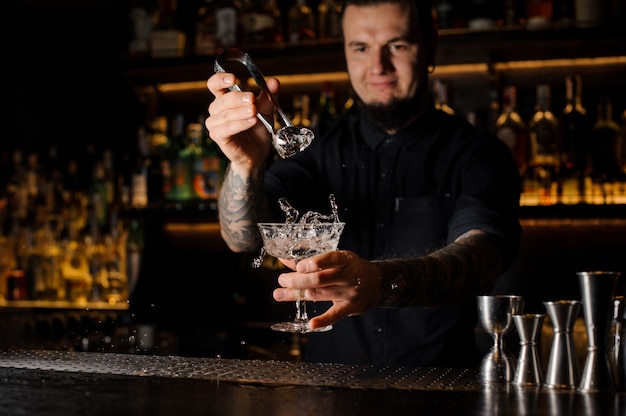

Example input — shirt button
[376,223,384,229]
[374,326,383,334]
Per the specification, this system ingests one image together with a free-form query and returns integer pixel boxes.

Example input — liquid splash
[252,194,341,268]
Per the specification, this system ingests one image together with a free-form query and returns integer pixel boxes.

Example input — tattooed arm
[374,229,507,308]
[218,163,272,253]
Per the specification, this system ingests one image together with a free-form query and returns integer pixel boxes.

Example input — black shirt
[264,102,521,368]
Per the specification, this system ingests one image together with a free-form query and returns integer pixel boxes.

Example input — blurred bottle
[291,94,312,128]
[496,86,529,176]
[166,117,194,202]
[316,82,338,136]
[619,109,626,175]
[128,0,154,60]
[529,84,560,185]
[125,219,144,298]
[150,116,174,201]
[436,0,454,29]
[287,0,316,43]
[104,233,126,305]
[194,0,217,55]
[525,0,554,30]
[215,0,242,49]
[89,161,109,231]
[102,150,115,208]
[3,222,27,301]
[575,0,608,28]
[61,239,90,304]
[590,97,621,182]
[433,79,455,115]
[468,0,497,30]
[554,0,575,28]
[240,0,282,45]
[189,123,222,200]
[317,0,343,39]
[150,0,186,58]
[560,75,590,179]
[131,126,149,208]
[501,0,525,26]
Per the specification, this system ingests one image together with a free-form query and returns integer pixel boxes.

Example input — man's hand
[273,250,382,330]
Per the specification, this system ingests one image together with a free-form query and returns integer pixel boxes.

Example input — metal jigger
[577,271,621,393]
[477,295,524,383]
[544,300,581,389]
[512,313,546,386]
[614,296,626,391]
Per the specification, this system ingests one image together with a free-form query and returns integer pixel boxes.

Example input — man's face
[342,3,428,107]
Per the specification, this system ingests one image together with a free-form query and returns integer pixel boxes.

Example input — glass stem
[296,290,308,322]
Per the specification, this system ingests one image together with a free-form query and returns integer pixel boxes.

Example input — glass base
[271,321,333,333]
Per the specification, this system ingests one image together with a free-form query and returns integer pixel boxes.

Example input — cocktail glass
[257,222,345,333]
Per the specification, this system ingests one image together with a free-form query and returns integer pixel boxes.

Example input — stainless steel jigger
[544,300,581,389]
[512,313,546,386]
[214,49,315,159]
[577,270,621,393]
[614,296,626,391]
[477,295,524,383]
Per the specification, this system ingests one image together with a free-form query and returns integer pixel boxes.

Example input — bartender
[205,0,521,368]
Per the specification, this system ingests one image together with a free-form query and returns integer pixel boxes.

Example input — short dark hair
[341,0,435,45]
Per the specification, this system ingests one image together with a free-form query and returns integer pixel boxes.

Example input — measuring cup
[214,49,315,158]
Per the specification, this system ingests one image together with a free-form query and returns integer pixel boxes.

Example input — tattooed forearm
[374,230,507,308]
[218,164,271,252]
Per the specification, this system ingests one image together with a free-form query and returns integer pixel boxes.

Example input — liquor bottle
[529,84,560,183]
[150,0,186,58]
[166,118,194,201]
[316,82,338,136]
[502,0,525,26]
[102,149,115,208]
[240,0,282,45]
[287,0,315,43]
[495,86,528,176]
[436,0,454,29]
[130,126,149,208]
[619,109,626,175]
[317,0,343,39]
[433,79,455,115]
[194,0,217,55]
[150,116,173,201]
[125,219,144,297]
[88,161,109,231]
[590,98,621,182]
[560,75,589,179]
[554,0,575,28]
[215,0,241,49]
[291,94,312,128]
[128,0,154,60]
[188,123,222,200]
[525,0,554,30]
[574,0,607,28]
[467,0,497,30]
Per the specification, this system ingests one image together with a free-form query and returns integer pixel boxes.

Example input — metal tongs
[214,49,314,158]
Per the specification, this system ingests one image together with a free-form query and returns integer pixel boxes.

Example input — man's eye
[389,44,409,53]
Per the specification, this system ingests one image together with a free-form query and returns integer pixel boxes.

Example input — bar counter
[0,350,623,415]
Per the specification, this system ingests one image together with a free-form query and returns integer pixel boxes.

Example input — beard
[357,93,426,132]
